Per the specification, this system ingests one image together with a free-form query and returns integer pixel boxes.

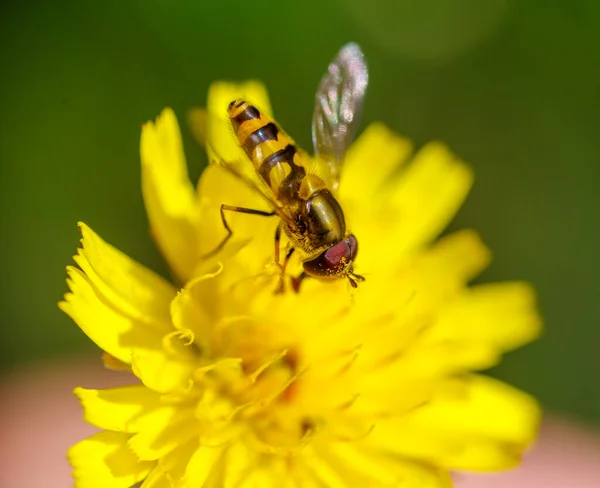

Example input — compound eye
[303,239,353,279]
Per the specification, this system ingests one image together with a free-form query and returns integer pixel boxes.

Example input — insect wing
[312,42,368,190]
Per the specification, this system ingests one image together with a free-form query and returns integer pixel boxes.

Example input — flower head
[61,81,541,487]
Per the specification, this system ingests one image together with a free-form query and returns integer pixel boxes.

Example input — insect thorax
[285,188,347,256]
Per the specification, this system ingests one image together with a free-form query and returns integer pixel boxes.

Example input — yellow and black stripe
[228,99,309,201]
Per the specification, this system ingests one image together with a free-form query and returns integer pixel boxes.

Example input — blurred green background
[1,0,598,425]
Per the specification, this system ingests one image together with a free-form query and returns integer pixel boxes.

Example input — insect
[212,43,368,292]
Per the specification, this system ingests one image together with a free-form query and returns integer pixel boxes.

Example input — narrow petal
[414,282,543,372]
[316,443,452,488]
[299,443,450,488]
[404,229,490,294]
[68,431,153,488]
[170,278,213,353]
[340,122,413,205]
[74,223,176,330]
[102,351,133,371]
[231,462,291,488]
[157,438,198,486]
[434,282,542,352]
[59,267,167,364]
[128,406,198,461]
[203,441,258,488]
[141,467,170,488]
[131,338,198,394]
[357,229,491,322]
[141,108,201,283]
[364,375,540,472]
[184,445,224,487]
[386,141,473,253]
[74,385,163,433]
[301,447,365,488]
[197,441,297,488]
[194,163,273,261]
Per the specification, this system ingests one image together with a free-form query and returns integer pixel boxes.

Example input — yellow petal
[69,431,153,488]
[435,281,542,352]
[102,351,133,372]
[170,278,213,353]
[203,441,258,488]
[365,375,540,472]
[299,444,450,488]
[387,141,473,254]
[416,282,543,372]
[194,162,273,261]
[128,406,198,461]
[300,446,366,488]
[403,229,490,298]
[205,81,273,161]
[60,267,167,364]
[198,442,296,488]
[74,223,176,330]
[141,107,201,283]
[359,229,490,312]
[184,445,224,487]
[131,336,198,394]
[74,385,163,432]
[230,459,291,488]
[141,467,170,488]
[157,438,198,486]
[340,122,413,205]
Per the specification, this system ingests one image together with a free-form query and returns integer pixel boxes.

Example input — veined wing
[312,42,368,191]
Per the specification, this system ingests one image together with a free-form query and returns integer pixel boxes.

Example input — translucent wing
[312,42,368,191]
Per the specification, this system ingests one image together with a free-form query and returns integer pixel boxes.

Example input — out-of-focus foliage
[1,0,599,425]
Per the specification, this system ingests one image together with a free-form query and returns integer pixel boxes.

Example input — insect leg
[281,247,296,275]
[274,224,297,293]
[274,224,282,265]
[202,204,276,258]
[275,250,296,294]
[291,271,308,293]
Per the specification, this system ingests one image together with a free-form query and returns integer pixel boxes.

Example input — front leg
[274,224,295,294]
[291,271,307,293]
[201,204,276,258]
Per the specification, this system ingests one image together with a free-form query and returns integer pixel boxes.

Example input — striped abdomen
[228,99,310,202]
[227,98,350,259]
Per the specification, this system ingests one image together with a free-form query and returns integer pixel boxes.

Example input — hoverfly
[207,43,368,292]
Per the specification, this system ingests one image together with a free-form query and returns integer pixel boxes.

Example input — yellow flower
[61,81,542,488]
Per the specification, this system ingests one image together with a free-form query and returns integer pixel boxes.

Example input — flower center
[189,343,312,454]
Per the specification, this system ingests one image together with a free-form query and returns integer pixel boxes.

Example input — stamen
[335,423,375,443]
[245,368,307,415]
[250,421,316,455]
[337,344,362,374]
[162,329,197,357]
[160,380,196,404]
[335,393,361,411]
[189,261,225,284]
[248,349,288,383]
[193,357,243,380]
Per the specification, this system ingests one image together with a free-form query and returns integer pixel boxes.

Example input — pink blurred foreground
[1,356,599,488]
